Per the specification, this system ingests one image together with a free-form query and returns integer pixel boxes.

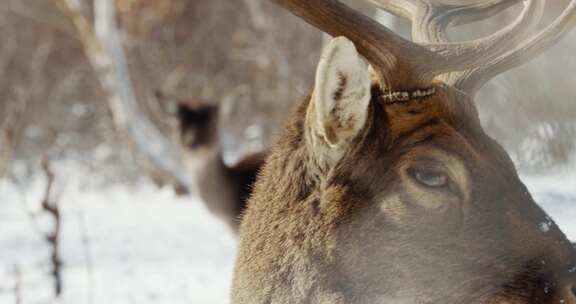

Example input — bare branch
[0,96,27,179]
[0,129,12,179]
[51,0,193,190]
[40,158,63,297]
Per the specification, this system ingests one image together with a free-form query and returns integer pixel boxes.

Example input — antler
[272,0,576,97]
[455,0,576,95]
[372,0,546,90]
[270,0,441,90]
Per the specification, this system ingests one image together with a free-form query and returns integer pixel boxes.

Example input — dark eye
[411,169,448,188]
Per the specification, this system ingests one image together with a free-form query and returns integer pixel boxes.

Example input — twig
[0,95,27,179]
[40,158,63,297]
[0,129,11,178]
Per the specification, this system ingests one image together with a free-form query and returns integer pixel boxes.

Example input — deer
[155,90,264,233]
[232,0,576,303]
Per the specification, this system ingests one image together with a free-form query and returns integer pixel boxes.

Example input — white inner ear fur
[313,37,371,149]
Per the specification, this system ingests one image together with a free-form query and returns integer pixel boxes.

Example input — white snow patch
[0,162,236,304]
[539,216,553,233]
[523,171,576,241]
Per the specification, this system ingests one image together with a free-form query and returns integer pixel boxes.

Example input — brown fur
[232,84,576,303]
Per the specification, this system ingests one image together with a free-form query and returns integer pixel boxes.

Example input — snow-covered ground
[0,164,236,304]
[0,163,574,304]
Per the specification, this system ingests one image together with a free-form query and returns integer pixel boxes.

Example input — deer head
[233,1,576,303]
[156,93,219,153]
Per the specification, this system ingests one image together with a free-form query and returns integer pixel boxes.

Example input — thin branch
[0,96,27,179]
[51,0,193,190]
[40,158,63,297]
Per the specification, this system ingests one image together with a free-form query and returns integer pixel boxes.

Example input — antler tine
[370,0,545,83]
[421,0,543,86]
[271,0,441,90]
[369,0,524,42]
[274,0,573,98]
[366,0,421,20]
[435,0,524,28]
[455,0,576,95]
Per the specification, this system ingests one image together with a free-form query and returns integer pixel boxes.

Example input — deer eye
[411,169,448,188]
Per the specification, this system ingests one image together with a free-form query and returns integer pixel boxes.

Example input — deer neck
[183,147,240,229]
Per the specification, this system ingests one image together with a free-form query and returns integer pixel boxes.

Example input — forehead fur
[372,83,482,143]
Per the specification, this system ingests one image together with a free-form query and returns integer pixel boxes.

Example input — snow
[524,172,576,241]
[0,164,236,304]
[0,163,574,304]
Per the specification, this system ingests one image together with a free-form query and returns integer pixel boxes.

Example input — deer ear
[309,37,371,151]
